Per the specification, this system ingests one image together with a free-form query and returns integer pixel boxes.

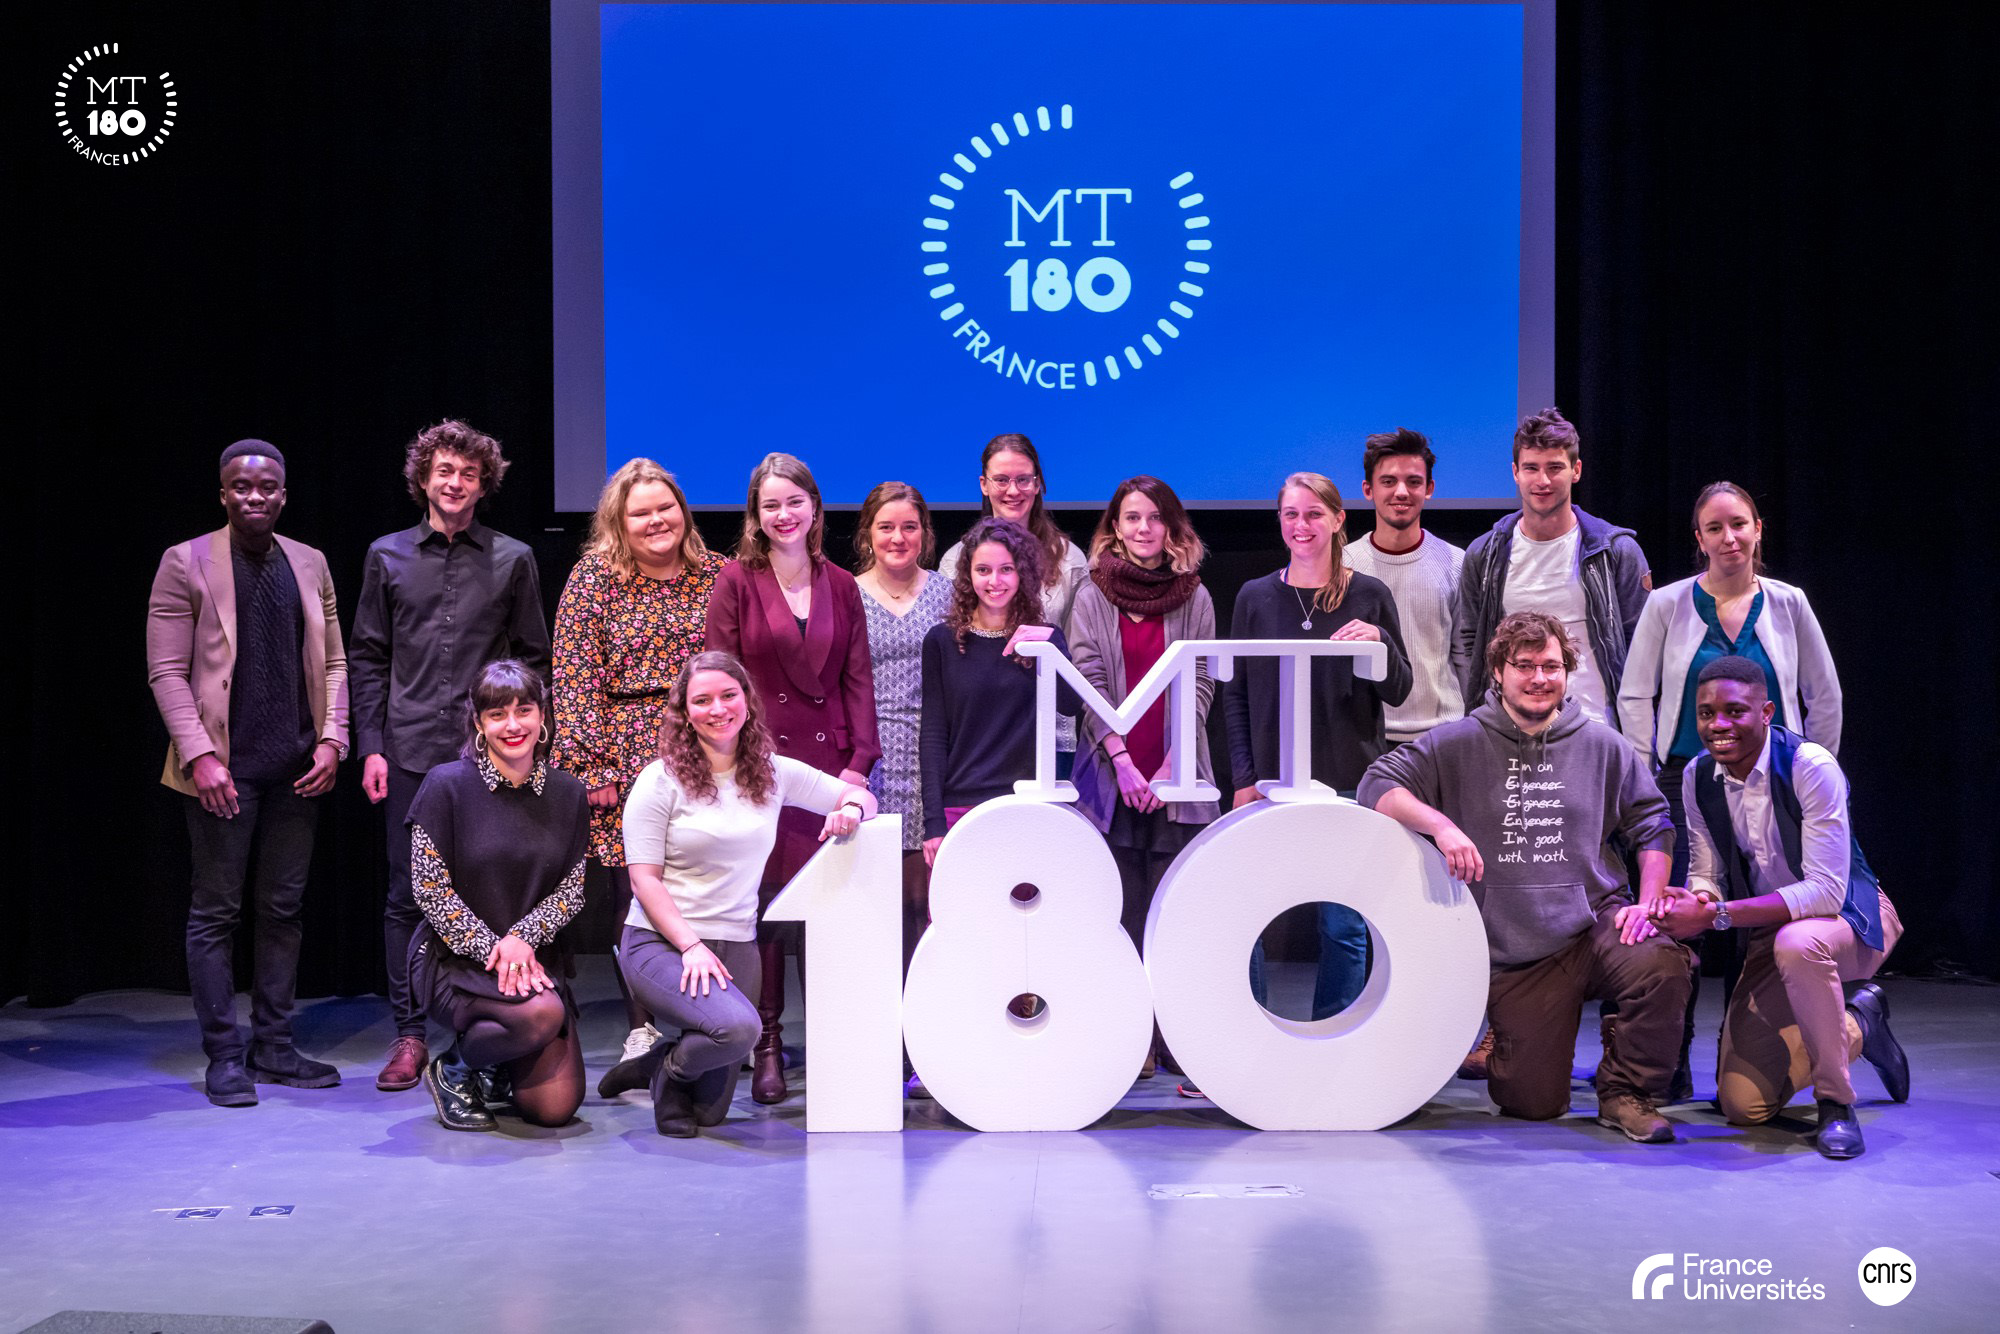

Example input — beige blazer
[146,528,350,795]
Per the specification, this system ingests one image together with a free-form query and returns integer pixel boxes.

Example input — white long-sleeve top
[1618,574,1842,764]
[1682,732,1850,920]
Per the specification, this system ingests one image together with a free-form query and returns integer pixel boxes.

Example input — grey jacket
[1066,579,1221,830]
[1358,691,1672,966]
[1451,506,1650,712]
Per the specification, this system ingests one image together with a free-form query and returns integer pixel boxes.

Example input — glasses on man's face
[1506,660,1567,679]
[986,473,1039,495]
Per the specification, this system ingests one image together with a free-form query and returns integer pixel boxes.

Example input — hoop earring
[539,723,551,745]
[475,733,489,753]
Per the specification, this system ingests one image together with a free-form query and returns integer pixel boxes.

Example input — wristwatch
[1711,900,1733,932]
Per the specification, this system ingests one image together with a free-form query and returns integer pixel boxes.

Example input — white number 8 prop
[1146,797,1488,1130]
[904,796,1155,1130]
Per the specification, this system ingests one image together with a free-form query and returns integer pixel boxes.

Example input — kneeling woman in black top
[409,659,590,1131]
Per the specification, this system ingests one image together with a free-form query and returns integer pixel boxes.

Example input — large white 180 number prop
[767,640,1488,1132]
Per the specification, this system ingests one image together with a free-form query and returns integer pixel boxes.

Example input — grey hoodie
[1358,690,1672,966]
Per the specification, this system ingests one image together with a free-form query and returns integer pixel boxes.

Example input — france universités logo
[1631,1253,1675,1300]
[54,43,177,165]
[921,104,1214,390]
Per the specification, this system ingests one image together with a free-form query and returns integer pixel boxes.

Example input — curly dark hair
[1484,611,1579,679]
[403,419,509,507]
[459,659,551,762]
[946,517,1046,661]
[658,651,777,805]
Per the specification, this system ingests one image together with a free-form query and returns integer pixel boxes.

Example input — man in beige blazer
[147,439,350,1106]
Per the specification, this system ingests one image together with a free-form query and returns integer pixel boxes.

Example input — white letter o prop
[1146,798,1488,1130]
[904,796,1154,1131]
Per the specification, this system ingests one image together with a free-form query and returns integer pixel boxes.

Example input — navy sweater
[919,623,1078,838]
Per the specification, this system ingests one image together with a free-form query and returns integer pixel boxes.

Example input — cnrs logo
[1856,1247,1915,1306]
[1631,1253,1676,1300]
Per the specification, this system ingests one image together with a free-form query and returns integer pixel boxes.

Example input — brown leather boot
[1455,1028,1495,1080]
[751,1010,787,1104]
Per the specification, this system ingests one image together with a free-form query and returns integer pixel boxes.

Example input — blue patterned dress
[860,573,952,851]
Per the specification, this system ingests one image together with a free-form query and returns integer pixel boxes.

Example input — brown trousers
[1717,892,1903,1122]
[1486,905,1694,1119]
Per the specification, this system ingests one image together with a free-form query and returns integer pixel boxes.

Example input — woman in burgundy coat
[705,452,880,1102]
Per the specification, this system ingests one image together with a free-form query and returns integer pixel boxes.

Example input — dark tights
[456,990,584,1127]
[606,864,652,1030]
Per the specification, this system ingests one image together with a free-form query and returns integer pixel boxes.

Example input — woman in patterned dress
[853,481,950,1093]
[551,460,724,1064]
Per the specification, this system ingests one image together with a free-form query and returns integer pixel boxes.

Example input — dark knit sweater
[228,541,313,784]
[919,624,1079,838]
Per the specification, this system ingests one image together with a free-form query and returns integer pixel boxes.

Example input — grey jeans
[620,925,763,1118]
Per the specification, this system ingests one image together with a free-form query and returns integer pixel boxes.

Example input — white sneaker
[621,1023,662,1063]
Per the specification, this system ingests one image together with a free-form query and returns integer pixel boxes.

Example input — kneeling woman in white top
[601,650,876,1135]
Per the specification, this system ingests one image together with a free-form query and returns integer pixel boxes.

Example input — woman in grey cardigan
[1068,476,1220,1079]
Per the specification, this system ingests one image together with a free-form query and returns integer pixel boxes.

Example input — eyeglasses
[1505,660,1567,679]
[986,473,1040,495]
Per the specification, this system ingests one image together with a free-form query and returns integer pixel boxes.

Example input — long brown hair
[736,452,825,569]
[1692,480,1766,574]
[585,458,709,577]
[947,518,1046,659]
[1279,471,1351,612]
[977,433,1069,589]
[658,651,778,805]
[853,480,936,573]
[1089,474,1205,574]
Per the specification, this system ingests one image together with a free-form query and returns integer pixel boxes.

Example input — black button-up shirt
[349,518,551,771]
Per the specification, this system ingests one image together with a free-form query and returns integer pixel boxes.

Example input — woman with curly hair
[550,459,725,1065]
[919,517,1080,868]
[598,651,877,1136]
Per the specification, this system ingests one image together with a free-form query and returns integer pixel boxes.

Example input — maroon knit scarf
[1090,552,1201,617]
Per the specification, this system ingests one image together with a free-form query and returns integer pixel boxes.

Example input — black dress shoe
[204,1058,258,1107]
[474,1064,513,1110]
[1847,982,1910,1103]
[598,1042,671,1099]
[649,1058,698,1138]
[247,1043,341,1089]
[424,1052,497,1132]
[1813,1099,1864,1159]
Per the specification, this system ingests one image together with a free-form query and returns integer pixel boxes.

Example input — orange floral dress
[550,550,725,863]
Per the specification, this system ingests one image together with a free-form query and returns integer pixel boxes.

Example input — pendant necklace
[1286,572,1315,630]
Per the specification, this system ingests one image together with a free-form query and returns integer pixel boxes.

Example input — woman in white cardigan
[1617,482,1842,1096]
[1620,483,1842,872]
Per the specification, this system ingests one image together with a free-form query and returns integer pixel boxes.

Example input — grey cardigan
[1066,578,1222,830]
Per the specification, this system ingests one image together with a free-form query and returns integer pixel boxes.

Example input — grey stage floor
[2,961,1995,1333]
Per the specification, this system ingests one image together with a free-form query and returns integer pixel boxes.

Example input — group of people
[145,413,1908,1156]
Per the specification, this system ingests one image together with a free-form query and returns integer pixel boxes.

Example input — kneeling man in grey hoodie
[1359,610,1693,1142]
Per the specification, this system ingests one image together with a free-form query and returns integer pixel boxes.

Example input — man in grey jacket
[1360,611,1692,1142]
[1450,408,1651,723]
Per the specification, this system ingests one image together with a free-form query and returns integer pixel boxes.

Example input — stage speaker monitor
[21,1314,333,1334]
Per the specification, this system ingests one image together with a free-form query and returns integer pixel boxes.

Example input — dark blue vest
[1692,726,1884,949]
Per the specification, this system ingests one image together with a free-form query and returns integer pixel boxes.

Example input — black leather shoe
[649,1059,698,1138]
[204,1058,258,1107]
[474,1064,513,1110]
[425,1052,497,1132]
[1665,1064,1695,1103]
[248,1043,340,1089]
[598,1042,671,1100]
[1847,982,1910,1103]
[1813,1099,1864,1159]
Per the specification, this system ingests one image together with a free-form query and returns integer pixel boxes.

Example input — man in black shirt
[146,440,350,1106]
[349,420,550,1091]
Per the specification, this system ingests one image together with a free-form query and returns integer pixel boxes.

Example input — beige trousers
[1717,892,1903,1122]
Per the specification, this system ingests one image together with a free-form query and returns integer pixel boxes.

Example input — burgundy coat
[706,558,881,889]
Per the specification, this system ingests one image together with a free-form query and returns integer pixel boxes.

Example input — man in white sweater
[1346,428,1465,745]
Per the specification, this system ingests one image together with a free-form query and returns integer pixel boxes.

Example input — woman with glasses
[937,434,1090,773]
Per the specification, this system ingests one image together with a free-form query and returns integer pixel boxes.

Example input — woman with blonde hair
[705,452,879,1102]
[1221,471,1411,1053]
[550,458,725,1065]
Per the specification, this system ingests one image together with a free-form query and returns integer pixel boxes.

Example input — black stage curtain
[15,3,1996,1005]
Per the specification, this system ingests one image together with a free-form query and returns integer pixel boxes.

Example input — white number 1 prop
[763,815,905,1131]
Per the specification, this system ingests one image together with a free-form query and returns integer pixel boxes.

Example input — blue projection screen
[553,1,1553,508]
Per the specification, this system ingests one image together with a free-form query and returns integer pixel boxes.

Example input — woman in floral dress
[551,459,724,1064]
